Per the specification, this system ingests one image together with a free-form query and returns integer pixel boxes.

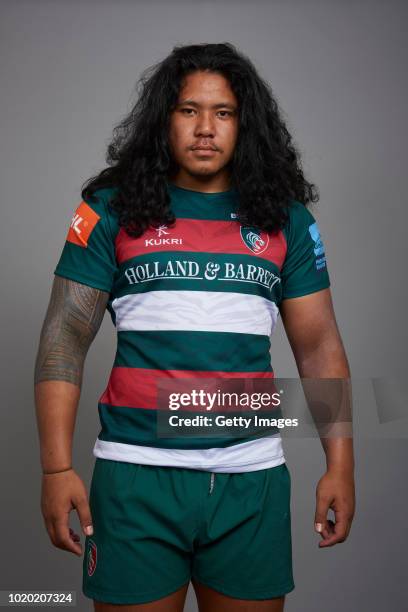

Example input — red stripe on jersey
[99,367,276,410]
[115,219,287,269]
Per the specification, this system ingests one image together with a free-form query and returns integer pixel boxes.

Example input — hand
[41,469,93,556]
[314,468,355,547]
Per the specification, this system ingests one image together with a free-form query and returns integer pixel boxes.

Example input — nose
[194,111,215,137]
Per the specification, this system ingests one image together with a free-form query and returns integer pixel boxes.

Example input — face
[168,70,239,186]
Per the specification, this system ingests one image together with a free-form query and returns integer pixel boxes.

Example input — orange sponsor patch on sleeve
[66,201,101,247]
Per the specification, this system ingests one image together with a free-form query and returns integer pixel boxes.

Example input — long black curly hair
[81,42,319,238]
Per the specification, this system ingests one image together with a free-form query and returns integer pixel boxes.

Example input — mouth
[191,146,218,157]
[191,142,218,150]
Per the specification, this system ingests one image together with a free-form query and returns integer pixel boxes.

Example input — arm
[280,287,355,547]
[34,275,109,555]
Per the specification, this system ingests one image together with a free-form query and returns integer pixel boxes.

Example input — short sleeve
[53,191,118,292]
[280,200,331,300]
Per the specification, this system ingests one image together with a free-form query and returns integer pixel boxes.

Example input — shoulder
[284,199,316,227]
[84,186,119,214]
[83,187,120,240]
[282,199,318,243]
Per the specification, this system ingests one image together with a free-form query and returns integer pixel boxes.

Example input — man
[34,43,355,612]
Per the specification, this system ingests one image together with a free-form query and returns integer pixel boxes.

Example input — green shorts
[82,458,295,605]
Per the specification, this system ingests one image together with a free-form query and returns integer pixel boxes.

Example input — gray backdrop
[1,0,407,610]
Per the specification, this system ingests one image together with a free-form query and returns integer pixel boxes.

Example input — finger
[333,513,351,541]
[69,527,81,541]
[315,514,334,540]
[319,518,348,547]
[70,533,81,543]
[314,496,331,535]
[75,497,94,536]
[52,518,83,556]
[45,519,81,547]
[320,522,333,540]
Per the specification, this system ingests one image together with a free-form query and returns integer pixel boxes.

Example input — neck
[168,170,233,194]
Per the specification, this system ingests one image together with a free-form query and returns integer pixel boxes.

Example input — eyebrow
[177,99,237,110]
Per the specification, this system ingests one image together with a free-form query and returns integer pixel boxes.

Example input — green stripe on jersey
[167,183,238,220]
[115,330,273,372]
[97,403,280,449]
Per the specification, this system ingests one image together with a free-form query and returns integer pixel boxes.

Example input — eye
[180,108,196,115]
[217,110,233,118]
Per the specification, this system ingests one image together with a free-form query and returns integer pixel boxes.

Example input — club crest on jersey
[240,227,269,255]
[87,539,97,576]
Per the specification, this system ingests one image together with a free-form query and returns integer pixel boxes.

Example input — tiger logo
[240,227,269,254]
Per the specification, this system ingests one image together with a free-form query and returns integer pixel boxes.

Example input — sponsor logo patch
[66,201,101,247]
[308,222,327,270]
[145,225,183,247]
[155,225,169,237]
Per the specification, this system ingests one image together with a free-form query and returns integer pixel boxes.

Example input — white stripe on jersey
[93,433,285,472]
[111,290,280,336]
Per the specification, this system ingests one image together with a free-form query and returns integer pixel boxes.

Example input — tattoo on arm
[34,276,110,387]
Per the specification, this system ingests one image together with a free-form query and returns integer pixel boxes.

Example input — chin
[187,163,223,177]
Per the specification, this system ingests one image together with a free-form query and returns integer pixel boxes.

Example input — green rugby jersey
[54,183,330,472]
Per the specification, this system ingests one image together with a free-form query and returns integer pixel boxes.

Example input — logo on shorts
[240,226,269,255]
[66,201,101,248]
[87,538,98,576]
